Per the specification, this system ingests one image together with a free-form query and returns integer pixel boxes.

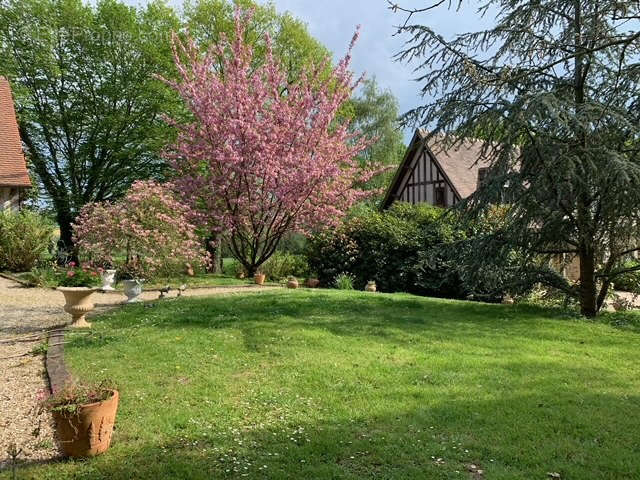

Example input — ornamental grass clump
[334,273,355,290]
[73,181,208,281]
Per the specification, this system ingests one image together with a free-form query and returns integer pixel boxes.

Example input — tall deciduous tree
[182,0,334,271]
[349,77,406,195]
[0,0,181,253]
[392,0,640,316]
[184,0,331,83]
[164,11,378,276]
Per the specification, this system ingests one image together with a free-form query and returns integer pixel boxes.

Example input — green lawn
[16,291,640,479]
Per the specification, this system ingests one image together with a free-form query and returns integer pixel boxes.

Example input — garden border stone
[46,328,71,393]
[0,271,31,286]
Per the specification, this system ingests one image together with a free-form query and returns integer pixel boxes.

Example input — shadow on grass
[13,291,640,479]
[12,389,640,480]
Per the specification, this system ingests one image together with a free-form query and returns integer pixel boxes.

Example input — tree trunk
[246,264,257,277]
[579,245,597,317]
[55,205,78,263]
[206,234,222,274]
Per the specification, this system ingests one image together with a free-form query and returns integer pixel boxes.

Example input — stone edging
[45,329,71,393]
[0,271,31,286]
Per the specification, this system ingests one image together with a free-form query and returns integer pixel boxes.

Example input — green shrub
[306,231,359,287]
[334,273,354,290]
[276,233,307,255]
[307,203,464,295]
[0,210,55,272]
[612,260,640,293]
[261,252,308,281]
[307,202,534,301]
[19,265,58,287]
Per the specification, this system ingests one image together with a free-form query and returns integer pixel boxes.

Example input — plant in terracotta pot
[365,280,377,292]
[305,276,320,288]
[286,276,299,289]
[254,271,266,285]
[56,262,101,328]
[39,380,119,458]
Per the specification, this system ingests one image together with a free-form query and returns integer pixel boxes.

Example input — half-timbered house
[381,129,490,210]
[382,129,585,281]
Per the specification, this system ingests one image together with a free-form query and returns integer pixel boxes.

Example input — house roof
[421,130,491,199]
[381,129,490,208]
[0,77,31,188]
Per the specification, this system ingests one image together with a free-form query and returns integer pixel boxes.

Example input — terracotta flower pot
[502,295,515,305]
[58,287,98,328]
[100,269,117,291]
[287,279,299,289]
[305,278,320,288]
[52,390,119,458]
[254,273,265,285]
[122,279,144,303]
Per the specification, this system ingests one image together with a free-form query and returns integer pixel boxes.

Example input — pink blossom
[159,10,384,272]
[73,181,207,279]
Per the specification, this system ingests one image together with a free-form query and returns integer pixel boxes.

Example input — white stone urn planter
[100,269,117,291]
[58,287,98,328]
[122,279,144,303]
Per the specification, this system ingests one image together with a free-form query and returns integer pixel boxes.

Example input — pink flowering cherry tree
[162,11,381,276]
[73,181,207,280]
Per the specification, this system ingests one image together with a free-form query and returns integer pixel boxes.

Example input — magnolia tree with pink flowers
[73,181,207,279]
[162,11,380,276]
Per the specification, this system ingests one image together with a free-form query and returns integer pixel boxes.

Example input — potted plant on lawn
[365,280,377,292]
[286,276,299,289]
[39,380,119,458]
[305,275,320,288]
[57,262,101,328]
[254,271,266,285]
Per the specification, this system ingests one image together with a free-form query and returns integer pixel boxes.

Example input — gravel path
[0,277,280,469]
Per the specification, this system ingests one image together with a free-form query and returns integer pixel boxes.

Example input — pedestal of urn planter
[58,287,98,328]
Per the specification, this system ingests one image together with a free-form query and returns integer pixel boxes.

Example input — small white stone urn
[122,279,144,303]
[365,281,377,292]
[100,269,117,291]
